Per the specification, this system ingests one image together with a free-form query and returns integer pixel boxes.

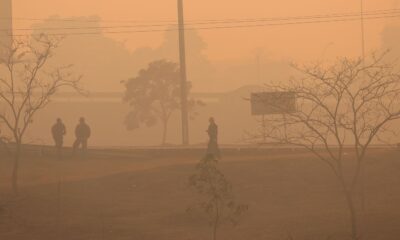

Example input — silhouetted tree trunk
[213,200,220,240]
[160,108,172,146]
[162,118,168,146]
[347,193,358,240]
[338,175,359,240]
[12,140,21,195]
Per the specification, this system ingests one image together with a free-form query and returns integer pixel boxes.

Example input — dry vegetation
[0,147,399,240]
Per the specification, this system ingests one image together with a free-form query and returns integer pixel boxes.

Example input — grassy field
[0,147,399,240]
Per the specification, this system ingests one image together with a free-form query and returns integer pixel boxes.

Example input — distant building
[0,0,12,54]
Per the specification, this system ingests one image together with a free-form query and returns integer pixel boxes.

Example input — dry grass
[0,148,399,240]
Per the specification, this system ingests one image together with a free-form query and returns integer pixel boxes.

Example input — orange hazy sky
[12,0,400,61]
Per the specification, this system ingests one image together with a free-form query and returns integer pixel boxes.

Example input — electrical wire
[1,7,400,24]
[4,9,400,32]
[2,9,400,37]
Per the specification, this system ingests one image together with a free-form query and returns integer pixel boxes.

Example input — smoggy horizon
[11,0,400,62]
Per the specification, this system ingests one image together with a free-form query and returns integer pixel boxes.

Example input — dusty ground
[0,147,399,240]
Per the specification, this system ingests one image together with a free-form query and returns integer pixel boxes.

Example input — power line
[0,17,177,24]
[5,11,400,37]
[186,8,400,23]
[1,7,400,25]
[5,9,400,32]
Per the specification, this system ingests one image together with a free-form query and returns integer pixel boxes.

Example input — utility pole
[360,0,367,228]
[256,52,261,86]
[360,0,366,61]
[177,0,190,145]
[0,0,13,54]
[256,52,266,143]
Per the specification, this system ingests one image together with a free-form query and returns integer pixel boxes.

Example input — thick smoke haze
[1,1,400,240]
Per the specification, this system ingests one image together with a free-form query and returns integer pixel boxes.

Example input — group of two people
[51,117,91,157]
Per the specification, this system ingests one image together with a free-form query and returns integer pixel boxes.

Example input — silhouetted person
[207,117,220,159]
[73,117,91,155]
[0,129,10,155]
[0,129,5,145]
[51,118,66,158]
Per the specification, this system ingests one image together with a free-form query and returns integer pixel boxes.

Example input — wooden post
[177,0,190,145]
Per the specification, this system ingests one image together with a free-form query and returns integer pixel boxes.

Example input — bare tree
[0,34,81,194]
[189,154,248,240]
[123,59,202,145]
[258,52,400,240]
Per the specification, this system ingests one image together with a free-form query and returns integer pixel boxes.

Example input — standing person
[206,117,221,159]
[0,129,10,155]
[73,117,91,155]
[51,118,66,158]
